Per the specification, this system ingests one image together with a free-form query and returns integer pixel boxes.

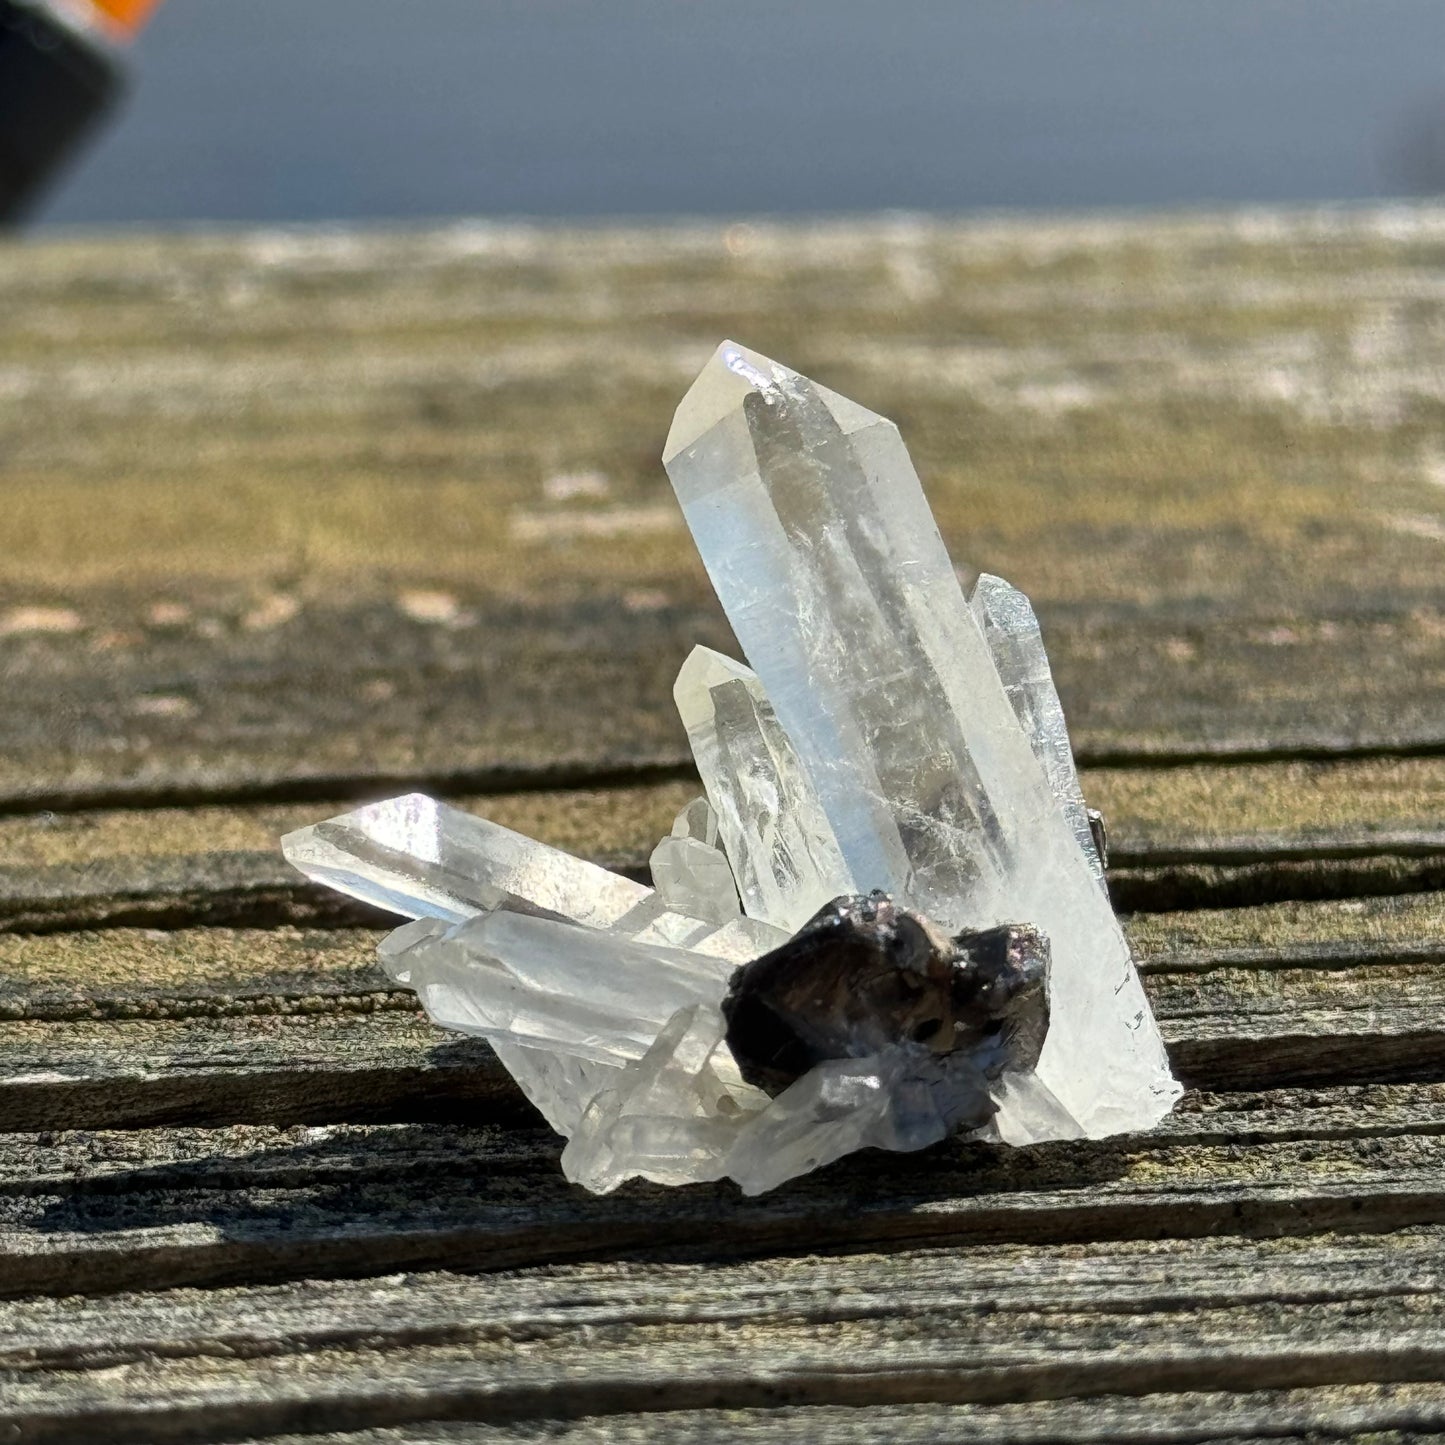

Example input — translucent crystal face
[282,341,1180,1195]
[969,574,1106,889]
[674,647,854,934]
[648,800,742,926]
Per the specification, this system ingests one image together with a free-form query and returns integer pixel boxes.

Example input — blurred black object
[0,0,123,224]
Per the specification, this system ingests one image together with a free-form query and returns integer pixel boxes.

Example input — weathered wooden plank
[0,782,693,935]
[0,1013,511,1132]
[4,893,1445,1130]
[6,892,1443,1014]
[4,1232,1445,1444]
[3,757,1443,933]
[2,213,1444,804]
[238,1382,1445,1445]
[4,211,1444,1445]
[4,594,1444,814]
[1093,757,1445,910]
[2,1084,1443,1300]
[0,890,1438,1127]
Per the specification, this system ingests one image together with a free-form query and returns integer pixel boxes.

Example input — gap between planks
[194,1384,1445,1445]
[7,738,1445,822]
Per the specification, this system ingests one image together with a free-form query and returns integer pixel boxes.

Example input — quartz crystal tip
[663,340,777,465]
[721,892,1050,1099]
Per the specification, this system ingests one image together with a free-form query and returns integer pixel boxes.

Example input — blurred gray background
[36,0,1445,226]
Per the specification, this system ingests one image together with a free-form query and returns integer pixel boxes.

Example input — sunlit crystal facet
[281,793,650,929]
[648,796,746,925]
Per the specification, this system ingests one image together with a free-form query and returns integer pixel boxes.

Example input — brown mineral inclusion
[721,891,1051,1096]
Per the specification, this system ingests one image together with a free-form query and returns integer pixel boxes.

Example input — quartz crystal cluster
[282,342,1180,1195]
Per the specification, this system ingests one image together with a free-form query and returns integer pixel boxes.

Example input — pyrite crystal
[283,342,1180,1194]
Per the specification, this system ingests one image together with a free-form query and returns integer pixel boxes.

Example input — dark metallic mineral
[722,891,1051,1096]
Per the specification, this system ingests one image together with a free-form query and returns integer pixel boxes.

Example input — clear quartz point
[663,341,1178,1139]
[648,799,742,926]
[722,1045,983,1197]
[674,646,854,933]
[281,793,651,929]
[970,573,1104,887]
[561,1003,769,1193]
[282,341,1179,1191]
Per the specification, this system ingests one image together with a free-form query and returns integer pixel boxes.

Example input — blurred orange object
[88,0,161,37]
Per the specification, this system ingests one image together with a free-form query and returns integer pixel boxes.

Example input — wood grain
[6,209,1445,1442]
[2,212,1444,807]
[4,1084,1445,1303]
[3,756,1443,934]
[3,892,1445,1130]
[229,1386,1445,1445]
[5,1231,1445,1444]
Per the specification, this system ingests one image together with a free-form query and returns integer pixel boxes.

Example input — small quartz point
[648,801,742,926]
[724,1045,990,1197]
[281,793,651,929]
[970,573,1104,887]
[664,342,1179,1138]
[280,793,782,958]
[675,646,855,934]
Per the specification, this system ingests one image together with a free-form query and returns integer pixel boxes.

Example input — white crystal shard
[283,340,1179,1192]
[281,793,652,929]
[970,573,1104,886]
[648,820,741,926]
[674,646,854,933]
[391,910,731,1067]
[561,1003,768,1193]
[722,1045,986,1196]
[663,342,1178,1138]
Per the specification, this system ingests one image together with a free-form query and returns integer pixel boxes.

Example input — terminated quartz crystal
[970,574,1105,887]
[648,799,742,925]
[674,646,854,934]
[283,341,1179,1194]
[663,343,1177,1142]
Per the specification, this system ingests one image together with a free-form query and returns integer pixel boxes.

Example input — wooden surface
[2,207,1445,1443]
